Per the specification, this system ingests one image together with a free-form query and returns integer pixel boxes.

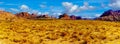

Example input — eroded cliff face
[96,10,120,21]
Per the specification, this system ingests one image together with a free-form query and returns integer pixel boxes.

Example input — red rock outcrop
[96,10,120,21]
[59,13,71,20]
[15,12,31,19]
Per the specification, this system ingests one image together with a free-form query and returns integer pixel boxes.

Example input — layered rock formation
[96,10,120,21]
[15,12,54,19]
[0,11,82,20]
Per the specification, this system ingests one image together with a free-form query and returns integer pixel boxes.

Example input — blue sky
[0,0,119,18]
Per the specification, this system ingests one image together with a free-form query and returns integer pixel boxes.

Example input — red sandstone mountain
[96,10,120,21]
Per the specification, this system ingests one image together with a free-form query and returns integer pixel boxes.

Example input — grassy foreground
[0,20,120,44]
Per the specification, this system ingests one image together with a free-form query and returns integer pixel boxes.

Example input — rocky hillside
[15,12,37,19]
[96,10,120,21]
[0,11,17,21]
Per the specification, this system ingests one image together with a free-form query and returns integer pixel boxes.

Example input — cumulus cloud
[62,2,95,13]
[79,2,94,10]
[109,0,120,10]
[20,5,30,12]
[20,4,42,14]
[62,2,78,13]
[20,5,29,9]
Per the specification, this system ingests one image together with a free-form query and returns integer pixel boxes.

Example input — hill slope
[97,10,120,21]
[0,11,16,21]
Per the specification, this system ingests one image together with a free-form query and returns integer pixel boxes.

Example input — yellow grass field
[0,20,120,44]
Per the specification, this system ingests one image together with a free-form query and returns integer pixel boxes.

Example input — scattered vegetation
[1,10,120,44]
[0,20,120,44]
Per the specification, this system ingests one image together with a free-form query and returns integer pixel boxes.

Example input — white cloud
[95,14,101,17]
[40,4,46,8]
[109,0,120,10]
[38,12,42,15]
[82,16,94,19]
[19,5,41,14]
[62,2,95,13]
[53,12,62,15]
[62,2,78,13]
[20,5,29,11]
[62,2,73,8]
[42,12,49,15]
[20,4,39,13]
[70,5,78,12]
[10,8,19,12]
[79,2,94,10]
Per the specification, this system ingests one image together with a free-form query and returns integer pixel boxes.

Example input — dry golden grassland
[0,20,120,44]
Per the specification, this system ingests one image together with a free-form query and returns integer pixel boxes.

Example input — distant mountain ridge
[3,10,120,21]
[0,11,82,20]
[96,10,120,21]
[100,10,120,17]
